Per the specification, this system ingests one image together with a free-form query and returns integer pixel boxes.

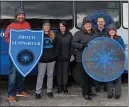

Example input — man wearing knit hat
[4,7,31,103]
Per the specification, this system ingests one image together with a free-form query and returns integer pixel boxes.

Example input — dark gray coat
[72,30,97,62]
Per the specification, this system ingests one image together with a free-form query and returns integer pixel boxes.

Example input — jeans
[8,61,24,96]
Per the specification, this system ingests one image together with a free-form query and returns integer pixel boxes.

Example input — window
[23,1,73,19]
[0,1,20,29]
[1,1,21,19]
[23,1,73,29]
[123,3,128,29]
[0,1,73,29]
[75,1,121,29]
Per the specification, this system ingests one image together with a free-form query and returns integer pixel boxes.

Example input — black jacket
[72,30,97,62]
[56,31,73,61]
[95,27,108,37]
[39,33,56,63]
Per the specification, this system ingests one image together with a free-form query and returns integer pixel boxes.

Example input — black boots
[36,93,53,99]
[47,92,53,98]
[108,94,121,99]
[83,95,91,101]
[57,86,62,94]
[57,85,68,94]
[108,94,113,99]
[63,85,68,93]
[115,95,121,99]
[89,92,97,97]
[35,93,41,100]
[95,87,100,92]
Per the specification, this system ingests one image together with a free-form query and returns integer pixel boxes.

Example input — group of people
[4,7,125,103]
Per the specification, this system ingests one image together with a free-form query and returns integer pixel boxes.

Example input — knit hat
[83,17,92,24]
[42,20,50,26]
[108,24,117,32]
[81,17,92,30]
[15,7,25,17]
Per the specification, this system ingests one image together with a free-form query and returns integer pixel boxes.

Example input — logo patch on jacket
[44,37,53,48]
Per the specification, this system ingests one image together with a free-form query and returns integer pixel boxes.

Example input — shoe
[83,95,91,101]
[35,93,41,100]
[115,95,121,99]
[8,96,16,103]
[89,92,97,97]
[108,94,113,99]
[57,86,62,94]
[63,85,68,93]
[104,87,108,92]
[95,88,100,92]
[47,92,53,98]
[16,92,30,97]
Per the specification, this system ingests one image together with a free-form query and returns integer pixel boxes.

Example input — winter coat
[56,31,73,61]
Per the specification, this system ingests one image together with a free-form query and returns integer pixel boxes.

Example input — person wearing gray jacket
[72,17,97,100]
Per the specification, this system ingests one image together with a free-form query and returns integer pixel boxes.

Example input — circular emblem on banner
[82,37,126,82]
[17,49,35,66]
[87,12,114,28]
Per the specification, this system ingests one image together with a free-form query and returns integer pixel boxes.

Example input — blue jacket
[116,36,125,50]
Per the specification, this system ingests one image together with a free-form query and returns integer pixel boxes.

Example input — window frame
[122,1,128,29]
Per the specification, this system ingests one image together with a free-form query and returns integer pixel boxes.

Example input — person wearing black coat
[56,20,73,94]
[72,17,97,100]
[95,17,108,36]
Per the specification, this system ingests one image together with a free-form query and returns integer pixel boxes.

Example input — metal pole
[20,0,23,9]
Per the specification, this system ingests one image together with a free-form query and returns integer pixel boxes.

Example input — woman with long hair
[107,24,125,99]
[72,17,97,100]
[35,20,56,99]
[56,20,73,94]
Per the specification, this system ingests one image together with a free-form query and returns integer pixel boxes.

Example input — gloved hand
[82,43,88,49]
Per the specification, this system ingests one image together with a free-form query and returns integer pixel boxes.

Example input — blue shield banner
[9,29,44,77]
[82,37,126,82]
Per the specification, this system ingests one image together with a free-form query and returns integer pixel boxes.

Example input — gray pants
[36,61,55,94]
[108,77,121,95]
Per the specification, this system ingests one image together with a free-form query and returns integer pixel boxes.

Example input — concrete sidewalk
[0,83,128,106]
